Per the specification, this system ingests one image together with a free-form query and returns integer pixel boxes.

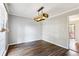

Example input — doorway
[69,14,79,53]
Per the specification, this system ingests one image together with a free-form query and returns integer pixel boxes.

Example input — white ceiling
[6,3,79,19]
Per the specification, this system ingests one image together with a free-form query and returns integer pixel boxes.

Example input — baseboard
[2,45,9,56]
[9,39,42,46]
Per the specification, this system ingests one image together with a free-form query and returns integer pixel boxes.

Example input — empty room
[0,3,79,56]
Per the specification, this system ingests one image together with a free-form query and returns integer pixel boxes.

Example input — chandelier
[34,6,49,22]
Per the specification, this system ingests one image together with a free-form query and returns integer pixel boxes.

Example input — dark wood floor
[6,40,68,56]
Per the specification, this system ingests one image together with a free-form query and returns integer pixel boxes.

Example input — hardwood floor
[6,40,68,56]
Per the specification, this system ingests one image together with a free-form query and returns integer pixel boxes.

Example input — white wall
[43,8,79,49]
[8,15,42,44]
[43,16,69,48]
[0,3,8,55]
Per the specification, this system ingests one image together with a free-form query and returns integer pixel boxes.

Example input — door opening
[69,14,79,52]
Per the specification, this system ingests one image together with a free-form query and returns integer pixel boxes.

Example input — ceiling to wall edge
[4,3,79,20]
[8,13,33,20]
[48,7,79,19]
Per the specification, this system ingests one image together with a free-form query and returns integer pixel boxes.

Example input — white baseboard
[43,39,68,49]
[9,39,41,46]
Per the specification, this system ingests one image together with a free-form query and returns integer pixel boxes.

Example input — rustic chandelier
[34,6,49,22]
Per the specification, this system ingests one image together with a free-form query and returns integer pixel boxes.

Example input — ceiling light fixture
[34,6,49,22]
